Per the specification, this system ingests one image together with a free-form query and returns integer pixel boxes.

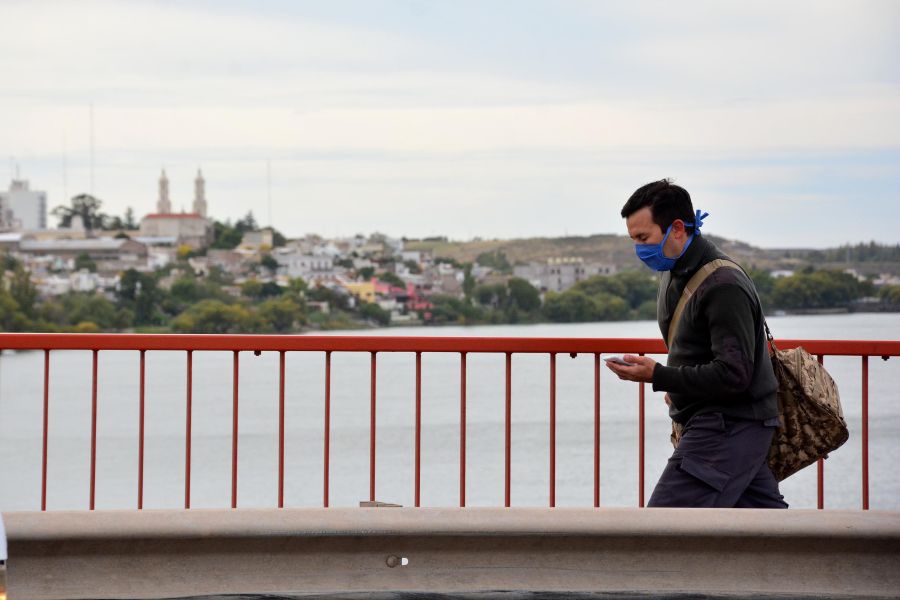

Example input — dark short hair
[620,179,696,234]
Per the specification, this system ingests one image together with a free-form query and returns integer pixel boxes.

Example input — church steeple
[157,169,172,214]
[193,168,207,217]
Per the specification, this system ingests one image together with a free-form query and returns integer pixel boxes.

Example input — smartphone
[604,356,636,366]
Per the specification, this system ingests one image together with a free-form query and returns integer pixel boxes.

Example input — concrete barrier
[4,507,900,599]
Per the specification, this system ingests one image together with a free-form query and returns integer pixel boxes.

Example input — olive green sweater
[651,236,779,424]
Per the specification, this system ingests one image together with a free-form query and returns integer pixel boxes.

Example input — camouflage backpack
[667,259,849,481]
[765,338,849,480]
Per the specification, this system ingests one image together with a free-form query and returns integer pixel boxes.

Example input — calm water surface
[1,313,898,511]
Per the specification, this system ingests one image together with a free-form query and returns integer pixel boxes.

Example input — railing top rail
[0,333,898,356]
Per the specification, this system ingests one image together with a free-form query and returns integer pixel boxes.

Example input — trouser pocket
[674,412,726,457]
[678,455,731,492]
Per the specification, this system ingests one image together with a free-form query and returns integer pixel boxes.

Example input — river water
[1,313,898,512]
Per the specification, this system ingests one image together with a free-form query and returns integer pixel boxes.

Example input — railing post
[549,353,556,508]
[415,351,422,507]
[505,352,512,508]
[231,350,239,509]
[185,350,193,509]
[862,355,869,510]
[816,354,825,510]
[323,351,331,508]
[278,351,286,509]
[370,351,377,503]
[594,353,600,508]
[138,349,145,510]
[90,349,98,511]
[41,349,50,512]
[460,352,467,508]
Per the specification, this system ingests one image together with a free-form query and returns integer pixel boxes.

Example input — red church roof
[144,213,205,219]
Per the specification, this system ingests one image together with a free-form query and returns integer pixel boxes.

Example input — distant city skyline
[2,0,898,248]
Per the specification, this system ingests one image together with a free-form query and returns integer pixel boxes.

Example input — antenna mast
[63,131,68,201]
[267,159,272,227]
[89,103,95,194]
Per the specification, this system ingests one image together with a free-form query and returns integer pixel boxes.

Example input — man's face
[626,206,663,245]
[625,206,686,258]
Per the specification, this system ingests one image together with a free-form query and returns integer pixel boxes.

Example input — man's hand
[605,354,657,383]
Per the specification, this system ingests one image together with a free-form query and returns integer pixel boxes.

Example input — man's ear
[670,219,687,239]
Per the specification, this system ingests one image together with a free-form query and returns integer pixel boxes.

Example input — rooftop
[20,238,142,251]
[143,213,206,220]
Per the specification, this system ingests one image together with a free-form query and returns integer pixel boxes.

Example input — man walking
[607,179,787,508]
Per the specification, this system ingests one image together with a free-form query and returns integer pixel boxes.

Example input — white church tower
[193,169,207,217]
[157,169,172,214]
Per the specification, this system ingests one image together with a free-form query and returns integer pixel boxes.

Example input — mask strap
[693,210,709,231]
[663,210,709,244]
[678,210,708,236]
[673,210,707,259]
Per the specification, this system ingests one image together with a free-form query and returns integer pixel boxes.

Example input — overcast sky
[2,0,898,247]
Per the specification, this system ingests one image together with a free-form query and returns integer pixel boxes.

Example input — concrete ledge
[4,508,900,599]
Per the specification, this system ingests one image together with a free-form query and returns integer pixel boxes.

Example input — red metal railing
[1,333,897,512]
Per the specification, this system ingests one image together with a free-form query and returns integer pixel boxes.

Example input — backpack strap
[666,258,743,350]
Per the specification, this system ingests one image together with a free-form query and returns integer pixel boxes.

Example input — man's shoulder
[678,236,731,277]
[695,263,758,307]
[703,261,746,284]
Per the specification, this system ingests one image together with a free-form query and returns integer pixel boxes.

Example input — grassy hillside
[406,234,636,267]
[405,235,900,276]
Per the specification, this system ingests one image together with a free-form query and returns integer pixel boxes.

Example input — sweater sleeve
[652,283,757,399]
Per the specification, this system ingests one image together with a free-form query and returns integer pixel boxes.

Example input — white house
[273,248,337,281]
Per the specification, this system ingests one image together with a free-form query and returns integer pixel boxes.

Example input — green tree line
[784,242,900,264]
[2,255,896,334]
[0,246,313,333]
[747,267,875,311]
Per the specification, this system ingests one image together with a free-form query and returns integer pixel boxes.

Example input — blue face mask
[635,210,708,271]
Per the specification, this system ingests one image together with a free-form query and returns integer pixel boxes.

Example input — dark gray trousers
[648,412,788,508]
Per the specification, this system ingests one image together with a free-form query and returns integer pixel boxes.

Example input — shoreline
[3,306,898,337]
